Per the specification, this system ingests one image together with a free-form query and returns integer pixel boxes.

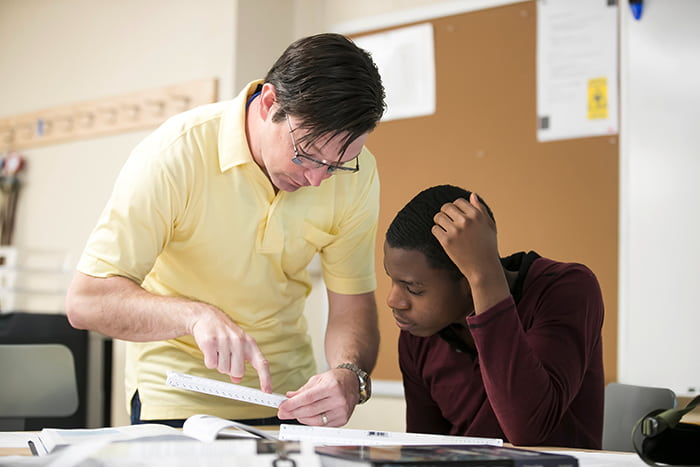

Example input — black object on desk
[316,444,579,467]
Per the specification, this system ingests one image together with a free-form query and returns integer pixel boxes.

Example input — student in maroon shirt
[384,184,604,449]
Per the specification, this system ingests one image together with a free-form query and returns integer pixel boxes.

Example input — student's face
[264,114,366,193]
[383,242,474,337]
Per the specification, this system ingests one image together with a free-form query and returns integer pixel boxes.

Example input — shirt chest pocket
[281,222,337,277]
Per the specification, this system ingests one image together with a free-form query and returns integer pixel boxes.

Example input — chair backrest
[0,343,79,430]
[602,382,676,452]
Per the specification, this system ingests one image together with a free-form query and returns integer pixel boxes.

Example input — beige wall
[0,0,508,431]
[0,0,237,261]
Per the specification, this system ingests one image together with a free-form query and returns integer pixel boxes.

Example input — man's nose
[305,167,330,186]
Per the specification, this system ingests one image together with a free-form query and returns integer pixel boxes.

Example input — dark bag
[633,395,700,466]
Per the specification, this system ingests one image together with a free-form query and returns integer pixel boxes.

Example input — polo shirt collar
[218,80,264,172]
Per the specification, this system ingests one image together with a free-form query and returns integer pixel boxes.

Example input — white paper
[536,0,618,141]
[353,23,436,122]
[0,431,40,449]
[182,414,273,443]
[35,423,184,455]
[279,423,502,446]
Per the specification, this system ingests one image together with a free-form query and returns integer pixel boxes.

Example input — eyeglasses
[285,114,359,174]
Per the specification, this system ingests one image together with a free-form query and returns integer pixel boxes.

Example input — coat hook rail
[0,77,218,151]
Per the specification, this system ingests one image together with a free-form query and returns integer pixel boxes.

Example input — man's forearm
[65,272,205,342]
[324,290,379,372]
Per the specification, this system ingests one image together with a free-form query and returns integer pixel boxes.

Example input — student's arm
[433,193,603,445]
[467,270,603,446]
[65,272,272,392]
[431,193,510,315]
[277,290,379,427]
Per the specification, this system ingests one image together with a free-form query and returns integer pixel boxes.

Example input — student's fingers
[452,196,477,213]
[432,210,453,233]
[431,223,448,243]
[444,197,481,224]
[434,201,465,233]
[467,193,493,223]
[435,196,493,236]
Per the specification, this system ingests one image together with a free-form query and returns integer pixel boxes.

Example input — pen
[629,0,643,20]
[28,440,38,456]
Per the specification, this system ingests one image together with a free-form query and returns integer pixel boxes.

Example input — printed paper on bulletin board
[354,23,436,122]
[536,0,618,142]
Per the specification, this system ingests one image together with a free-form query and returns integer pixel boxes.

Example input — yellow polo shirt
[77,81,380,420]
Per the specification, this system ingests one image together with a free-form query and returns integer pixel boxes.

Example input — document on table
[0,431,40,449]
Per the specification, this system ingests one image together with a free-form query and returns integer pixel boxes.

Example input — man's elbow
[65,290,87,330]
[64,276,94,330]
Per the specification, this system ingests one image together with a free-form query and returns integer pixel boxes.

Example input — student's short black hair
[265,33,386,156]
[386,184,495,280]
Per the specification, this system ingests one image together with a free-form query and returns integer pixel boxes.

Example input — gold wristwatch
[337,363,371,404]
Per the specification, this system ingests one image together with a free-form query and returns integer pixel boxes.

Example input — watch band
[337,362,371,404]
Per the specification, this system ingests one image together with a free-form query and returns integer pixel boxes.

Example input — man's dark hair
[386,185,495,280]
[264,33,386,156]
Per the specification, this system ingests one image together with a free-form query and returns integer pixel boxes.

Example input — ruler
[166,371,287,408]
[278,424,503,446]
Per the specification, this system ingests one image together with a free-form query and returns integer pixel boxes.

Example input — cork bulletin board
[355,1,619,383]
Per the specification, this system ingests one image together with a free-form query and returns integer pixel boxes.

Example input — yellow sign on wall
[588,77,608,120]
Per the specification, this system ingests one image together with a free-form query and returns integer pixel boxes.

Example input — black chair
[0,312,90,430]
[0,343,79,430]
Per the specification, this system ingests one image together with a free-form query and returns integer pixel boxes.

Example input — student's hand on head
[431,192,500,280]
[276,367,357,427]
[189,305,272,393]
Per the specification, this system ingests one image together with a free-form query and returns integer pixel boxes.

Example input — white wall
[618,0,700,396]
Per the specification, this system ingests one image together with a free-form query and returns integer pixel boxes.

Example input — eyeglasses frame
[285,114,359,174]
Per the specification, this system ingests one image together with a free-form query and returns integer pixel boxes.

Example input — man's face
[262,114,367,193]
[383,242,474,337]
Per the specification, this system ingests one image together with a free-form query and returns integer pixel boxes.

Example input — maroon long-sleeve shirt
[399,251,604,449]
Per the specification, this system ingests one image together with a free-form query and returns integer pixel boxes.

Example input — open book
[34,414,271,456]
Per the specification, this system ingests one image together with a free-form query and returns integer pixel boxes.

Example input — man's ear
[258,83,278,120]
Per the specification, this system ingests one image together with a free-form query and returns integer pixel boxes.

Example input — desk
[1,446,31,456]
[0,438,648,466]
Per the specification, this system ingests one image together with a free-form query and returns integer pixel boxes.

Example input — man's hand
[190,307,272,393]
[66,273,273,392]
[277,367,359,427]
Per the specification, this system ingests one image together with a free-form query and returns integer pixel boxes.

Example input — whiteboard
[619,0,700,397]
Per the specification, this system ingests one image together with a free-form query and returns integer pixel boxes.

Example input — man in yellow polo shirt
[65,33,386,428]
